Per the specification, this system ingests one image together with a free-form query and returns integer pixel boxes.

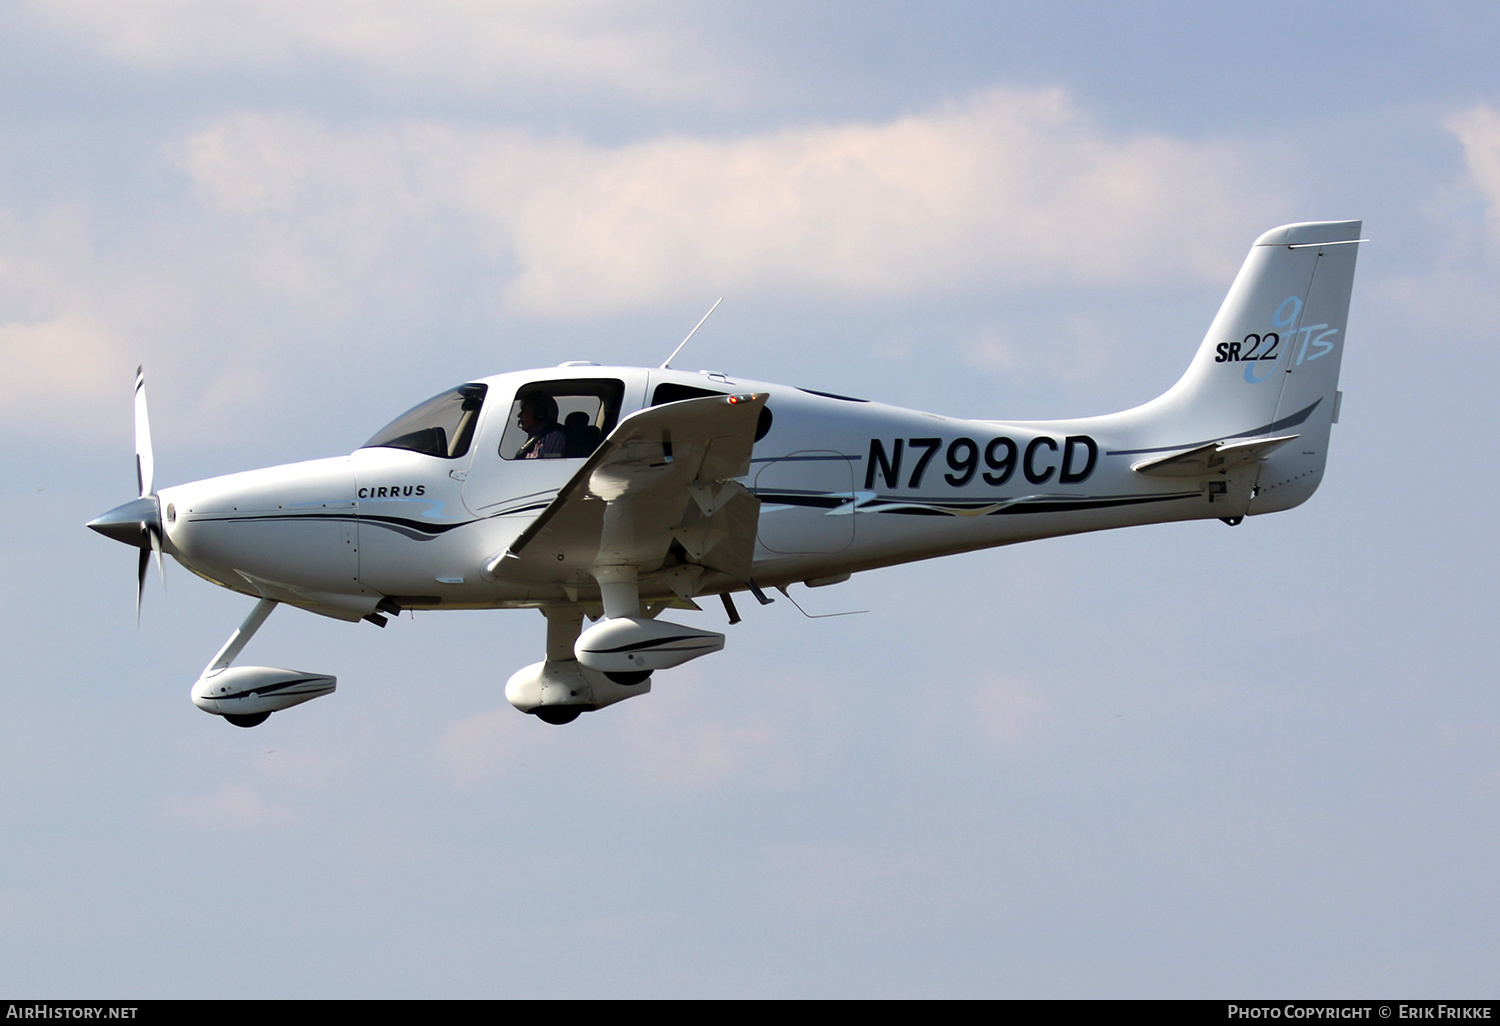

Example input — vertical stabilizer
[1117,220,1362,514]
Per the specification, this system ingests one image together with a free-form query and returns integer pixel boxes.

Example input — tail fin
[1123,220,1362,514]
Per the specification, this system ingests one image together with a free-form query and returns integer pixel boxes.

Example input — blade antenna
[660,297,723,370]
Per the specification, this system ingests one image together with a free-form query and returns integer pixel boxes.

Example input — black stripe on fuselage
[754,491,1200,515]
[859,492,1200,516]
[186,511,475,539]
[479,501,551,517]
[749,453,864,463]
[753,492,855,509]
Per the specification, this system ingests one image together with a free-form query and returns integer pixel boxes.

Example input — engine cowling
[574,617,724,674]
[191,665,336,720]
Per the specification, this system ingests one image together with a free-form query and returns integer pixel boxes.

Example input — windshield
[362,383,488,459]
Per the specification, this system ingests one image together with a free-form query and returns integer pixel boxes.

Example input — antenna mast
[660,298,723,370]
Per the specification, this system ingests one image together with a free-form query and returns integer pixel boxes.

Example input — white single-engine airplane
[90,220,1361,727]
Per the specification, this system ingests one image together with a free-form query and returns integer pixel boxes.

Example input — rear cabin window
[362,383,487,459]
[498,378,625,460]
[652,382,773,442]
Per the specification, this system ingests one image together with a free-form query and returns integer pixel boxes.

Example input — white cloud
[973,677,1046,747]
[161,782,296,829]
[176,89,1275,317]
[0,88,1276,437]
[22,0,727,101]
[0,210,138,421]
[435,698,795,794]
[503,90,1266,312]
[1448,105,1500,239]
[618,708,790,793]
[0,314,123,416]
[964,331,1022,374]
[434,706,544,784]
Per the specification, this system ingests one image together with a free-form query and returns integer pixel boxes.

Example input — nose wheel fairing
[188,598,339,727]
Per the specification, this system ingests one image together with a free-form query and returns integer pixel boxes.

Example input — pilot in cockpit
[514,392,568,459]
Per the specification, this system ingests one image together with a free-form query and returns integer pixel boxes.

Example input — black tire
[534,707,583,725]
[604,670,652,686]
[224,712,271,728]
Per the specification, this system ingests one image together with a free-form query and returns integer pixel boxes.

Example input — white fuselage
[155,363,1277,622]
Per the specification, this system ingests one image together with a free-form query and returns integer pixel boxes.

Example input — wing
[484,393,767,585]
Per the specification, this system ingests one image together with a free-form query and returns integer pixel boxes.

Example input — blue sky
[3,1,1499,997]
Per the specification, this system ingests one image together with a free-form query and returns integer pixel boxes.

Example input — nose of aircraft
[87,495,161,549]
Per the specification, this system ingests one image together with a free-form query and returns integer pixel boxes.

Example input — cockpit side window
[498,378,625,460]
[362,383,488,459]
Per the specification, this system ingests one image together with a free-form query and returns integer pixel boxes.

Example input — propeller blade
[135,365,154,498]
[93,368,166,622]
[136,539,150,623]
[149,523,165,593]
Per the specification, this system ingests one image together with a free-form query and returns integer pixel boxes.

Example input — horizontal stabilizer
[1131,434,1299,478]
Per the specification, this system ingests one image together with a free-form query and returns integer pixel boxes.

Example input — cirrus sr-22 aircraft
[89,220,1362,727]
